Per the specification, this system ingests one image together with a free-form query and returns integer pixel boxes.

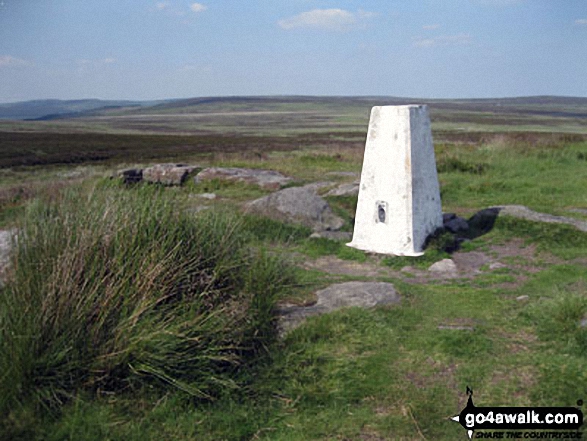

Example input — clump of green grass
[436,155,488,174]
[492,217,587,259]
[527,289,587,355]
[299,237,367,262]
[0,185,295,428]
[241,214,311,244]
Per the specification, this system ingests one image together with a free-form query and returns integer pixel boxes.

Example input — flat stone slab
[495,205,587,232]
[247,185,344,232]
[278,281,400,334]
[143,164,197,186]
[195,167,292,190]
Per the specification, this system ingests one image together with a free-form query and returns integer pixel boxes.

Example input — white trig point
[347,105,443,256]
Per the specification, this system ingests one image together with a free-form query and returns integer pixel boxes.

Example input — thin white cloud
[155,2,169,10]
[423,24,441,30]
[190,3,207,13]
[278,8,373,32]
[0,55,30,67]
[576,19,587,25]
[413,33,471,48]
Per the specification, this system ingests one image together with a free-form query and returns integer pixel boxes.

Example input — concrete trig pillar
[347,105,442,256]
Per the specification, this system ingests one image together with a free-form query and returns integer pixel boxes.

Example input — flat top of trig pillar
[372,104,427,110]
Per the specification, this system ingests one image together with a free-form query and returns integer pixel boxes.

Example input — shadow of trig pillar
[347,105,442,256]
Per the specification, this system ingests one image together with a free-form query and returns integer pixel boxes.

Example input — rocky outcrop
[246,185,345,232]
[116,168,143,184]
[495,205,587,232]
[143,164,198,186]
[195,167,292,190]
[324,181,360,197]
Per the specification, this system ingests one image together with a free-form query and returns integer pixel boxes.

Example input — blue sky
[0,0,586,102]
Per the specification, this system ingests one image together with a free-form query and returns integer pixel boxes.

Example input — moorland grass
[0,185,296,438]
[0,109,586,440]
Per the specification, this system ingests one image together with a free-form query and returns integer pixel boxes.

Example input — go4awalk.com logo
[451,387,584,439]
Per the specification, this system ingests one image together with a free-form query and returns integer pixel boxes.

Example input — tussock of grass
[0,185,295,427]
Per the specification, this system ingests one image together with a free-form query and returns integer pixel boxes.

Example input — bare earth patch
[300,238,553,289]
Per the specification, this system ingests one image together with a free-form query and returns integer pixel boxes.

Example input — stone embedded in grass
[489,262,507,270]
[428,258,458,274]
[195,167,292,190]
[277,281,400,334]
[246,185,344,232]
[143,163,198,186]
[495,205,587,232]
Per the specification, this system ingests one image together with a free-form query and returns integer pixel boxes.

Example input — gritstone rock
[495,205,587,232]
[277,281,400,333]
[195,167,292,190]
[444,216,469,234]
[143,164,197,186]
[116,168,143,184]
[324,181,360,197]
[246,185,345,232]
[428,259,458,273]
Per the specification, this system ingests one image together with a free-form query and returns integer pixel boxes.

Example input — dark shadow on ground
[427,207,502,254]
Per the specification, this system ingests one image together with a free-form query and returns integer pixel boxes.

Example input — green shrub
[0,185,294,418]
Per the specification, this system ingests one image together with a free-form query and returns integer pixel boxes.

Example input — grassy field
[0,96,586,440]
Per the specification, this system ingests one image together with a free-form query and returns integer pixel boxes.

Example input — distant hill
[0,99,165,120]
[1,95,586,124]
[105,95,587,119]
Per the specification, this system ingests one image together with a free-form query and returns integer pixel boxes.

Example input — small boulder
[444,216,469,234]
[143,164,197,186]
[428,259,458,273]
[314,281,400,310]
[247,185,345,232]
[195,167,292,190]
[442,213,457,223]
[116,168,143,184]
